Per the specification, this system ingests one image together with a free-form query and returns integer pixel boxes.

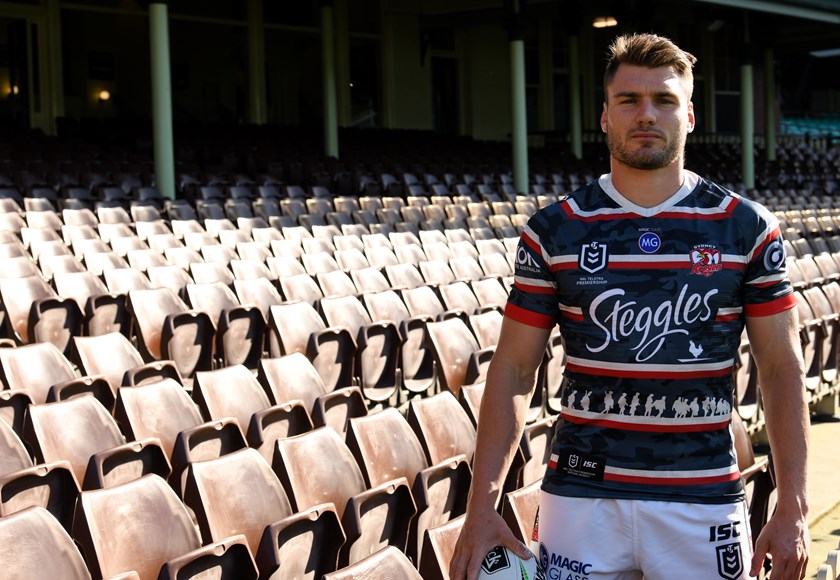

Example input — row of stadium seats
[0,133,836,576]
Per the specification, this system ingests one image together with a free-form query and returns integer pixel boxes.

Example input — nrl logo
[579,242,608,274]
[690,245,723,277]
[715,542,743,580]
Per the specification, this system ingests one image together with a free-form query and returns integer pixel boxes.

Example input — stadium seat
[192,364,291,441]
[0,342,77,404]
[346,408,470,560]
[23,395,125,485]
[418,515,465,580]
[127,287,215,378]
[273,426,416,566]
[361,289,436,398]
[183,448,294,553]
[158,535,259,580]
[52,270,130,337]
[267,301,356,391]
[113,378,203,459]
[185,282,265,369]
[501,479,541,544]
[407,390,477,466]
[0,506,91,579]
[320,294,400,405]
[0,274,82,356]
[323,545,422,580]
[425,317,489,394]
[257,353,366,440]
[72,474,203,579]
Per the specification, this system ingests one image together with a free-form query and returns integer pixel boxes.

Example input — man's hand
[449,507,533,580]
[749,511,809,579]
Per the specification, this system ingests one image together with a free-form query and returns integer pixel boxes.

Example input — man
[450,33,809,580]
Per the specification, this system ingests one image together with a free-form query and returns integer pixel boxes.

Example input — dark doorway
[432,56,458,135]
[0,18,30,129]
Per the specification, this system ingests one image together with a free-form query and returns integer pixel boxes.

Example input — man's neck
[609,160,685,208]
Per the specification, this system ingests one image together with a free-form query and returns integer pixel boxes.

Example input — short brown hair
[604,33,697,98]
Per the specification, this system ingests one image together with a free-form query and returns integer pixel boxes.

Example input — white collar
[598,170,700,217]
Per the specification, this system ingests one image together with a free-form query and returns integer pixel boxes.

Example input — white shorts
[535,493,753,580]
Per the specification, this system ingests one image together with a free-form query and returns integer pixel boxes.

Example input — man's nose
[636,99,656,125]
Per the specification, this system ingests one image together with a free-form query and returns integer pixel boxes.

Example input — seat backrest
[407,391,477,465]
[233,277,283,321]
[73,332,146,389]
[402,285,447,318]
[185,282,240,324]
[24,396,125,485]
[277,273,324,306]
[468,310,504,349]
[267,302,326,355]
[0,275,55,342]
[323,546,422,580]
[0,342,77,404]
[320,295,372,332]
[425,317,481,395]
[183,448,293,552]
[0,417,33,477]
[0,506,91,580]
[346,408,428,488]
[418,515,466,580]
[127,288,187,359]
[362,290,411,325]
[273,427,366,515]
[351,266,392,293]
[114,378,203,458]
[193,365,271,437]
[73,474,201,580]
[257,353,328,410]
[52,270,109,308]
[438,281,480,315]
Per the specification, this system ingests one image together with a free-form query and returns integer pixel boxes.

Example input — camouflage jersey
[507,171,794,504]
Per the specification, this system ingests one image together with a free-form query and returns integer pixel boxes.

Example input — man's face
[601,64,695,171]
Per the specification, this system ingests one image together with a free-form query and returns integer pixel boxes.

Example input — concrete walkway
[804,417,840,579]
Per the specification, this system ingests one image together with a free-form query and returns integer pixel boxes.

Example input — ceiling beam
[691,0,840,24]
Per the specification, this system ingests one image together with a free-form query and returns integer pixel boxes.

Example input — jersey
[507,171,794,504]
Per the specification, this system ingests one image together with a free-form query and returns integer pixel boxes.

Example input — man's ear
[600,102,608,133]
[687,101,695,133]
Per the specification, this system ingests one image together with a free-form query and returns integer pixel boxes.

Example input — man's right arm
[449,316,552,580]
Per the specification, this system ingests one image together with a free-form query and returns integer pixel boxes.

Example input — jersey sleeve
[741,204,795,317]
[505,215,560,329]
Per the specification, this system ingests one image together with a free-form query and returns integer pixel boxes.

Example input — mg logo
[638,232,661,254]
[579,242,608,274]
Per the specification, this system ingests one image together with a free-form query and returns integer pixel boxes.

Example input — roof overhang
[691,0,840,24]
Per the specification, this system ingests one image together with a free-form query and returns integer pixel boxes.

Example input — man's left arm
[745,307,810,579]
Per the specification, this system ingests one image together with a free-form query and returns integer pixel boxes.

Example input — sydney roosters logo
[690,245,723,277]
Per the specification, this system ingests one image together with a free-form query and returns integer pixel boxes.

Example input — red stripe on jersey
[561,310,585,322]
[520,231,541,254]
[752,227,783,259]
[565,361,733,379]
[716,313,740,322]
[504,303,556,329]
[561,412,731,433]
[609,260,686,270]
[549,261,578,272]
[744,293,796,317]
[603,471,741,486]
[513,280,556,295]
